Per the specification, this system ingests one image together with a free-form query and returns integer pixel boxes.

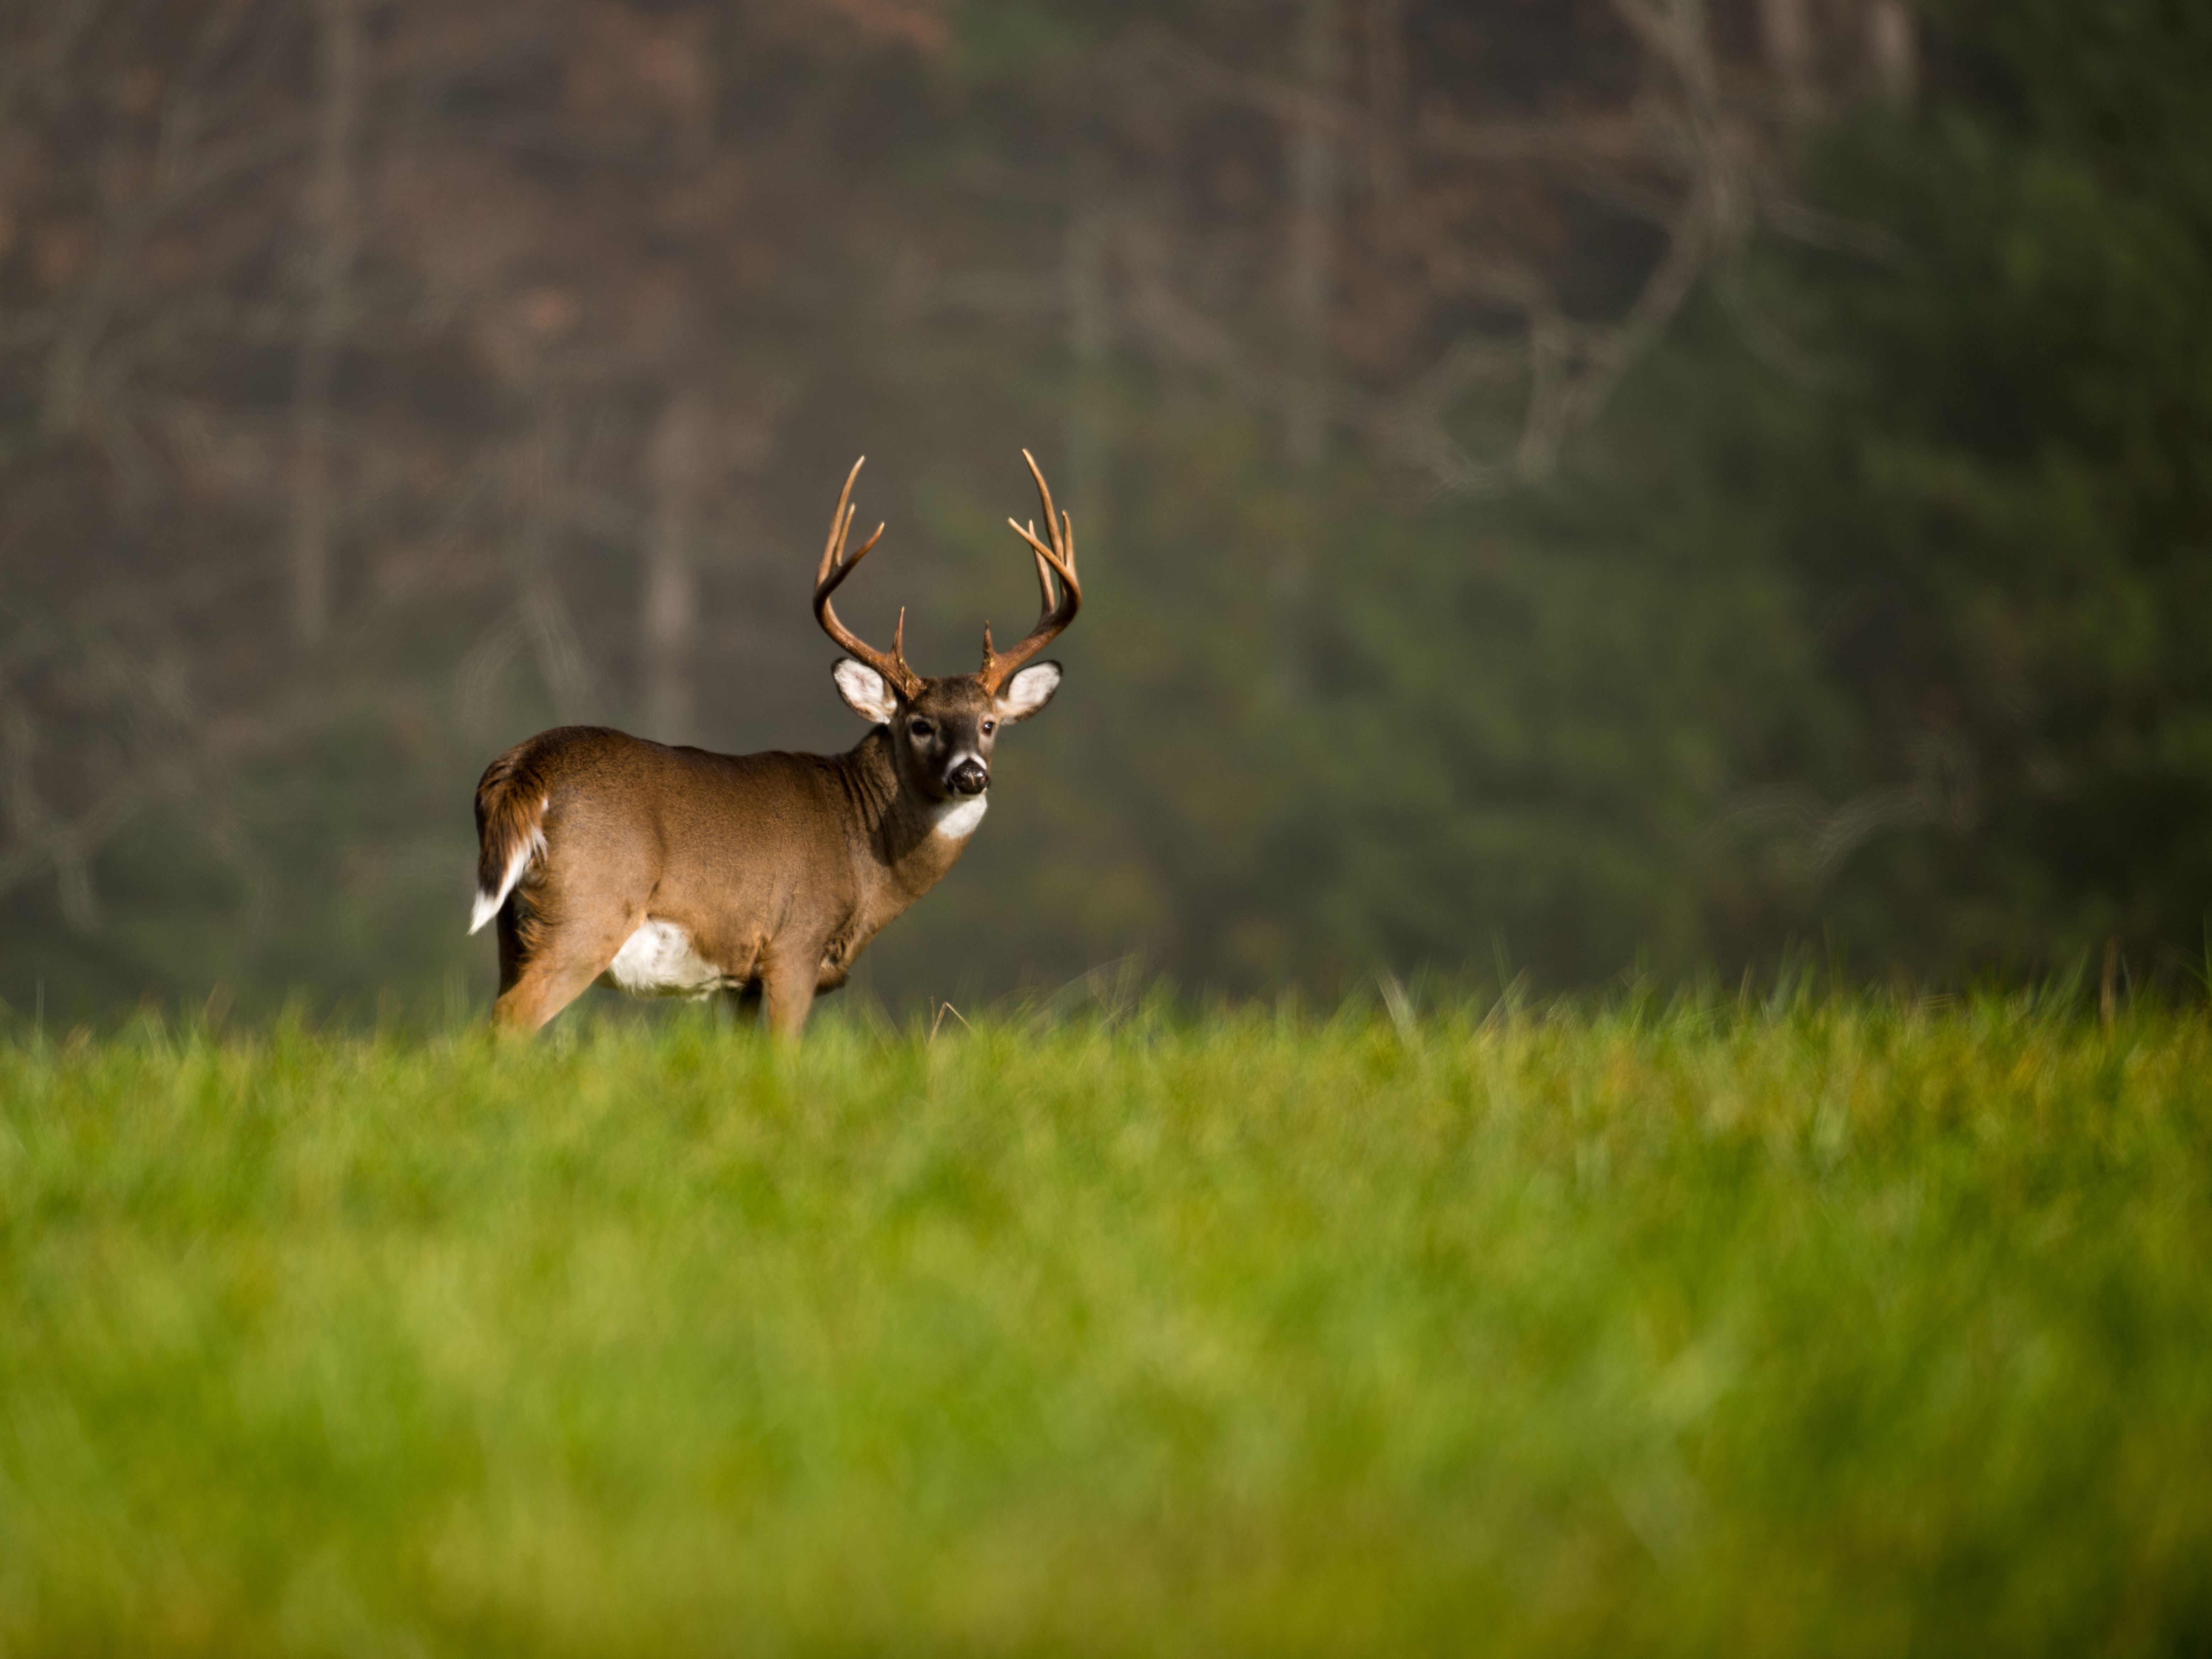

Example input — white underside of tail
[468,799,548,935]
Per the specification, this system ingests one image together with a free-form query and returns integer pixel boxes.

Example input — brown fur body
[476,720,984,1036]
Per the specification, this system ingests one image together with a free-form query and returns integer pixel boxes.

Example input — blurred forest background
[3,0,2208,1021]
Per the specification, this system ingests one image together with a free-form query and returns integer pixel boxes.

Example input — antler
[979,449,1082,694]
[813,456,925,700]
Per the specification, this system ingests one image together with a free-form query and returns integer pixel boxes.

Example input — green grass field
[2,995,2209,1656]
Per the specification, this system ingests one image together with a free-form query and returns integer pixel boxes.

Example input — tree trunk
[1362,0,1406,203]
[1866,0,1916,105]
[1285,0,1339,468]
[1758,0,1817,117]
[1065,162,1111,537]
[288,0,363,652]
[641,392,707,743]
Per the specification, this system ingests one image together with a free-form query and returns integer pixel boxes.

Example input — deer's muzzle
[949,759,989,796]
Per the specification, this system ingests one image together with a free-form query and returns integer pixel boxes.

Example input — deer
[466,451,1080,1039]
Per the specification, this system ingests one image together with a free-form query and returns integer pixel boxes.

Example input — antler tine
[979,451,1082,693]
[816,459,856,582]
[812,456,923,698]
[1023,447,1075,583]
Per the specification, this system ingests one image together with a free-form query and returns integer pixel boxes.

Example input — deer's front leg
[759,942,823,1040]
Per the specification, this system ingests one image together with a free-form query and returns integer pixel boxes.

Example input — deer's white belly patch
[933,796,988,840]
[604,919,725,999]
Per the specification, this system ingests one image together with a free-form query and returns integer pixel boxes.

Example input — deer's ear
[832,657,902,724]
[995,661,1062,723]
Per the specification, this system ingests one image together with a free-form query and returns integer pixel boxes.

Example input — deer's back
[510,725,865,928]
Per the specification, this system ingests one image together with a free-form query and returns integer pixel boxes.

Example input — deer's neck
[836,729,976,896]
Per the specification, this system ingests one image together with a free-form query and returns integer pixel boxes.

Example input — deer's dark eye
[981,720,996,735]
[908,719,934,740]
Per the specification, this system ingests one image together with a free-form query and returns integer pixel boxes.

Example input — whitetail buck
[468,452,1080,1038]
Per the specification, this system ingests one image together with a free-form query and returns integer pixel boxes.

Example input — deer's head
[815,453,1078,804]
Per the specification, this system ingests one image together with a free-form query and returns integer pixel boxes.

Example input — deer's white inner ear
[996,662,1062,723]
[833,658,901,724]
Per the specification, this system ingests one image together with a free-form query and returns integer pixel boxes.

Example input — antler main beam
[812,457,925,700]
[979,450,1081,694]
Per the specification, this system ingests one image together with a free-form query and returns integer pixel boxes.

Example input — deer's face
[815,451,1078,810]
[833,660,1062,802]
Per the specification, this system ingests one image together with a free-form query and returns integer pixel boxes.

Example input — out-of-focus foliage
[896,0,2212,998]
[2,0,2207,1020]
[1633,0,2212,981]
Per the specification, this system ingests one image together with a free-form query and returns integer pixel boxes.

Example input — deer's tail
[470,745,551,935]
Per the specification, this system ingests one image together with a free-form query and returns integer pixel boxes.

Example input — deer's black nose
[949,759,989,796]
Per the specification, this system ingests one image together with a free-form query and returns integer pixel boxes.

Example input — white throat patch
[603,919,724,999]
[933,795,989,841]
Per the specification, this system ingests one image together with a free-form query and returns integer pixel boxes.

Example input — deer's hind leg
[491,956,609,1035]
[490,889,643,1036]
